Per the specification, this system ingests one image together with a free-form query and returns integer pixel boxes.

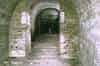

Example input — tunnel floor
[8,34,80,66]
[26,34,80,66]
[29,34,62,66]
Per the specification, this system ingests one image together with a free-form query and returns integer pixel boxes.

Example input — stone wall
[74,0,95,66]
[0,0,20,64]
[0,0,98,66]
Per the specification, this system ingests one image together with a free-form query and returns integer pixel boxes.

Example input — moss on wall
[0,0,20,63]
[0,0,81,66]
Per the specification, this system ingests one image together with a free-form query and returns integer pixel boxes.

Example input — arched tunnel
[31,8,60,41]
[0,0,98,66]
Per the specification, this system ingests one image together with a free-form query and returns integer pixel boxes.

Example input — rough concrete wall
[0,0,80,64]
[0,0,19,65]
[7,0,80,66]
[59,0,80,66]
[93,0,100,66]
[74,0,95,66]
[9,0,31,58]
[0,0,96,66]
[9,0,80,66]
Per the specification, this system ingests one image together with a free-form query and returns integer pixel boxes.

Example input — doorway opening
[31,8,60,41]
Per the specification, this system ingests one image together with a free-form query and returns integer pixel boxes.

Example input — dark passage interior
[31,8,60,41]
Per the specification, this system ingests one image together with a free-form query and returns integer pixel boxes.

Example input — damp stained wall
[0,0,96,66]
